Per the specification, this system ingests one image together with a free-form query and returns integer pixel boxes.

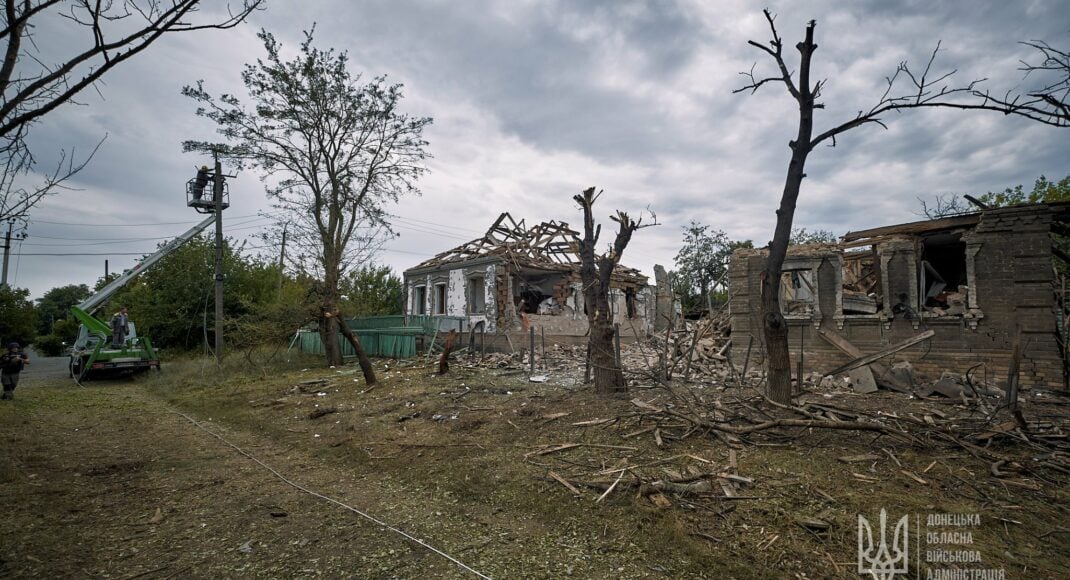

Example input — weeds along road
[0,364,497,579]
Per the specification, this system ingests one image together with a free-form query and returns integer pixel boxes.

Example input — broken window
[513,269,569,315]
[433,283,447,315]
[919,234,968,316]
[413,285,427,315]
[780,269,815,315]
[625,287,637,318]
[468,275,485,314]
[842,248,881,315]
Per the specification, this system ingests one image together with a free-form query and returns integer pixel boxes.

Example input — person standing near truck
[1,342,30,400]
[111,307,129,349]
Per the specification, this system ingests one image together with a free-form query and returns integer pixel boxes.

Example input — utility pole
[0,219,25,288]
[212,151,225,361]
[1,221,11,288]
[276,223,287,299]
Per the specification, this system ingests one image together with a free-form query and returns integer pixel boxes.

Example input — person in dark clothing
[193,165,210,200]
[1,342,30,400]
[111,307,129,349]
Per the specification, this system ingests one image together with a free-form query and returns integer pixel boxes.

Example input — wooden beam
[824,330,935,377]
[963,194,990,210]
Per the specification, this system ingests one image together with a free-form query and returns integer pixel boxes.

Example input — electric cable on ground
[172,410,492,579]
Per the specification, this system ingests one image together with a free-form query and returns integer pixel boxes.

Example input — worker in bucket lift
[192,165,210,200]
[111,306,130,349]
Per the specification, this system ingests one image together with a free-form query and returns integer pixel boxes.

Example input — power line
[24,218,271,246]
[13,242,278,257]
[28,213,264,227]
[13,252,151,256]
[393,215,485,236]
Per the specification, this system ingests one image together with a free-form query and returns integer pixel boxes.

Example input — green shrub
[34,334,65,357]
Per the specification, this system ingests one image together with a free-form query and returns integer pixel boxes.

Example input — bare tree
[0,0,263,222]
[917,193,970,219]
[574,187,648,394]
[184,29,431,381]
[977,40,1069,127]
[736,10,1060,404]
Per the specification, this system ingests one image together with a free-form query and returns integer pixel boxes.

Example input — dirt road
[0,374,488,578]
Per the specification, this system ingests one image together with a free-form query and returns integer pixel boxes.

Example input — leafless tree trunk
[574,187,645,394]
[737,9,1064,403]
[334,311,377,386]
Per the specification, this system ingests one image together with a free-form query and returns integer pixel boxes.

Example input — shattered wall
[406,258,656,338]
[730,205,1066,389]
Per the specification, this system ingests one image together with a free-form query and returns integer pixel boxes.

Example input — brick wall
[730,206,1066,389]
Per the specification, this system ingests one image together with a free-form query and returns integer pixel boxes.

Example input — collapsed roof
[408,212,647,284]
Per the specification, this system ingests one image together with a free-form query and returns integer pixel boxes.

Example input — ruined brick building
[730,203,1070,389]
[403,213,656,339]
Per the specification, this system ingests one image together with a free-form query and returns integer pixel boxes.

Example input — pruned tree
[574,187,648,394]
[183,29,431,383]
[736,10,1061,404]
[0,0,263,222]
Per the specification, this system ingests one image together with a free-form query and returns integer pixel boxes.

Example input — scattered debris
[308,407,338,420]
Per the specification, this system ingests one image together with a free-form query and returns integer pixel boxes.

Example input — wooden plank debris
[825,330,935,377]
[548,470,581,495]
[571,418,614,427]
[525,443,580,458]
[900,470,928,485]
[596,471,625,503]
[838,454,881,463]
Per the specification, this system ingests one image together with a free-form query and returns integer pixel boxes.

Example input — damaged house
[403,213,656,341]
[730,203,1070,389]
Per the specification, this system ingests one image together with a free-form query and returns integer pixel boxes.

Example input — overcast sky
[11,0,1070,299]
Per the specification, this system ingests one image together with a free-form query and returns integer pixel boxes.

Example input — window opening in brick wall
[625,287,637,318]
[433,283,447,315]
[468,275,486,314]
[514,270,570,315]
[780,269,816,315]
[413,285,427,315]
[843,247,881,315]
[920,235,968,316]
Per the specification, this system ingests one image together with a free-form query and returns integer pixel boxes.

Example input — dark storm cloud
[9,0,1070,298]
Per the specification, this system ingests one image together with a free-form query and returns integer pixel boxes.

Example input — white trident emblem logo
[857,508,909,578]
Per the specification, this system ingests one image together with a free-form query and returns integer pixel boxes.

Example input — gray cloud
[8,0,1070,299]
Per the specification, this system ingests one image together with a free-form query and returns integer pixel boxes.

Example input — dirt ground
[1,351,1068,579]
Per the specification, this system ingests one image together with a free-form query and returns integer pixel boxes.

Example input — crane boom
[78,214,218,314]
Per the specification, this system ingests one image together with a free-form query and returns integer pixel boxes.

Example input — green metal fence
[295,315,463,358]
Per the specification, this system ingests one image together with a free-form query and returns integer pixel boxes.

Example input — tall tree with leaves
[184,30,431,381]
[0,285,35,346]
[339,265,403,317]
[674,221,740,314]
[34,283,89,335]
[736,10,1061,404]
[977,174,1070,207]
[574,187,647,394]
[0,0,263,224]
